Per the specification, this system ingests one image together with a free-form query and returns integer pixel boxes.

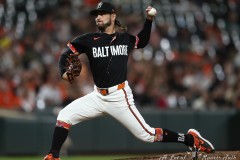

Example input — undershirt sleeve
[58,48,72,78]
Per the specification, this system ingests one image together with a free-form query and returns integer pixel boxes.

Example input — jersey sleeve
[135,19,152,49]
[67,34,88,54]
[58,34,88,78]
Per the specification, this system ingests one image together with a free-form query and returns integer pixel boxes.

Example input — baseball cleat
[43,154,60,160]
[187,129,215,153]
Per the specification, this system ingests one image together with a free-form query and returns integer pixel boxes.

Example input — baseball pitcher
[43,2,214,160]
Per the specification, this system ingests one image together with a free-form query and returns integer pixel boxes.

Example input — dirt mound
[117,151,240,160]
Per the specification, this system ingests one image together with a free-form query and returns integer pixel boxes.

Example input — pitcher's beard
[97,21,111,32]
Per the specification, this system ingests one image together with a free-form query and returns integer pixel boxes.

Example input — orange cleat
[187,129,215,153]
[43,154,60,160]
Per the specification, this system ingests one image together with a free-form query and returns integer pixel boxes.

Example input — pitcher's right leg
[43,91,104,160]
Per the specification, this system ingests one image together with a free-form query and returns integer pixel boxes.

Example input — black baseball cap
[90,2,116,16]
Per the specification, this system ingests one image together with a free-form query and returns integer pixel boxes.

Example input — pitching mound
[117,151,240,160]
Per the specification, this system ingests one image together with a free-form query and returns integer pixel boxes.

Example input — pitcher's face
[95,12,115,32]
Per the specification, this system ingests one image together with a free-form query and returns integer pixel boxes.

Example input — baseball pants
[57,81,156,142]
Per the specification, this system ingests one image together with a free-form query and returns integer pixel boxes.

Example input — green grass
[0,155,131,160]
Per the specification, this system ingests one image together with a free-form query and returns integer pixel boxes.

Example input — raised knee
[56,120,72,130]
[56,110,72,129]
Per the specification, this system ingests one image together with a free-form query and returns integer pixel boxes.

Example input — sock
[161,128,194,146]
[49,127,69,158]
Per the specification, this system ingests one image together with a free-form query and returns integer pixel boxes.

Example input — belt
[97,82,125,96]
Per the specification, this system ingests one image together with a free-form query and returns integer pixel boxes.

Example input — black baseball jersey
[59,19,152,88]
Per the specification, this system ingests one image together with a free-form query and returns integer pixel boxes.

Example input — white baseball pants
[57,81,157,142]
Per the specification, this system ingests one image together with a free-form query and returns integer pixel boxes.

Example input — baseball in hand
[148,7,157,16]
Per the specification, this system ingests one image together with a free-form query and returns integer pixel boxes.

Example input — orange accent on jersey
[56,120,71,130]
[67,42,78,54]
[134,36,139,48]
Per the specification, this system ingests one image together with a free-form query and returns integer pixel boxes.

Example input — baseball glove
[65,54,82,83]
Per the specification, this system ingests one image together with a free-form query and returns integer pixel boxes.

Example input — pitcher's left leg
[106,86,195,146]
[105,86,158,142]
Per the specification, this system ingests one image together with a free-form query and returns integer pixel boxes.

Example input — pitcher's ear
[111,13,116,21]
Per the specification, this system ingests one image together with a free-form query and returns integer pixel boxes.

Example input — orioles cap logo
[97,2,103,9]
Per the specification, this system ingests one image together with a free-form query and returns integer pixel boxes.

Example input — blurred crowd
[0,0,240,113]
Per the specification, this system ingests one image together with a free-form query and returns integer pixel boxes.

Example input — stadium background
[0,0,240,158]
